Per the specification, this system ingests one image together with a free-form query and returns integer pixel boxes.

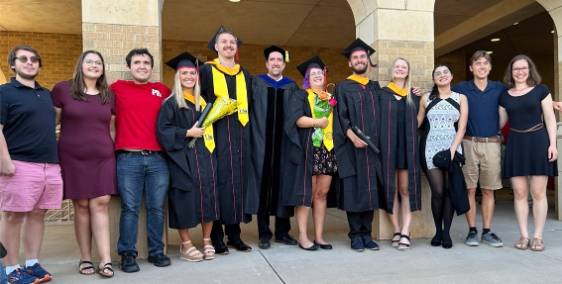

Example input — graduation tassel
[285,50,290,63]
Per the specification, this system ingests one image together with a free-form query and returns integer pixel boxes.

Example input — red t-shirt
[110,80,171,151]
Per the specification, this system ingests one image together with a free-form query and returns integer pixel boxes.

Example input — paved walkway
[37,199,562,283]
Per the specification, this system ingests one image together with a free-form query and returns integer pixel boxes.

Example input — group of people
[0,25,558,284]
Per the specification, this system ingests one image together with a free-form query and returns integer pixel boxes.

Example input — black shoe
[361,235,380,251]
[120,252,140,273]
[442,234,453,249]
[213,240,229,255]
[259,239,271,249]
[147,254,171,267]
[351,237,365,252]
[314,240,333,250]
[298,242,318,251]
[275,235,298,246]
[227,239,252,252]
[431,232,443,247]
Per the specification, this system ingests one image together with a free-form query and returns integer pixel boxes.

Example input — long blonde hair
[169,69,201,110]
[390,57,413,105]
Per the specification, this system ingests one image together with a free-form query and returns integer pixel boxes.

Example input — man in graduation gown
[334,38,382,252]
[200,26,258,253]
[250,46,299,249]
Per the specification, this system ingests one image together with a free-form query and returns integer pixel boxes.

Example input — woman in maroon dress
[51,50,115,277]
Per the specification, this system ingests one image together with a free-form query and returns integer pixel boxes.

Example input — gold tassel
[285,50,290,63]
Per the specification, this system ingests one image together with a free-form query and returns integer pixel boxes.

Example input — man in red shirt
[110,48,171,272]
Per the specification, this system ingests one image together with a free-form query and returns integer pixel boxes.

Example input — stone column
[81,0,164,258]
[348,0,436,239]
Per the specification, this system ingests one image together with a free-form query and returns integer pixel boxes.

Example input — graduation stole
[347,74,369,86]
[306,89,334,151]
[387,82,408,97]
[183,90,215,153]
[209,58,249,126]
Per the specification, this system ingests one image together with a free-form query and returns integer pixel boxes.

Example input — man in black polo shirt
[0,45,62,283]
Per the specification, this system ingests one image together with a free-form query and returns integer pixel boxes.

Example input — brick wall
[0,31,82,89]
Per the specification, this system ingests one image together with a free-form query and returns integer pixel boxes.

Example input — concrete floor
[33,198,562,283]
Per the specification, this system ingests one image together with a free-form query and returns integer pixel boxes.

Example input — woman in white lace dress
[417,64,468,249]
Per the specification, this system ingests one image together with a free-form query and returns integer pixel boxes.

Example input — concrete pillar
[348,0,435,239]
[81,0,164,258]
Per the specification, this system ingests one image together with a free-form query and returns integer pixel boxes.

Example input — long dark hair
[71,50,111,104]
[429,64,453,101]
[503,54,541,88]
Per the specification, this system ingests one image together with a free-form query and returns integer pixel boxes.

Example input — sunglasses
[16,56,39,64]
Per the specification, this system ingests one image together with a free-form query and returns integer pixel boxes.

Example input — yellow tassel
[285,50,290,63]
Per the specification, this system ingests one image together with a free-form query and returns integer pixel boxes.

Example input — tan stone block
[377,0,406,9]
[82,0,160,27]
[406,0,435,12]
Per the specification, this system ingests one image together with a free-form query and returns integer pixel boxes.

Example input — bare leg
[465,188,477,228]
[0,212,24,266]
[397,170,412,237]
[390,187,401,234]
[73,200,93,264]
[89,195,112,265]
[295,206,313,247]
[481,189,495,229]
[511,176,530,239]
[201,222,213,241]
[529,176,548,239]
[23,208,46,260]
[312,174,332,244]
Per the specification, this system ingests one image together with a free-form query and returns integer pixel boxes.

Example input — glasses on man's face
[434,69,451,77]
[84,60,103,66]
[16,56,39,64]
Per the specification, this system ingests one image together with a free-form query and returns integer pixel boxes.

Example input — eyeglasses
[84,60,103,66]
[434,69,451,77]
[16,56,39,64]
[512,67,528,72]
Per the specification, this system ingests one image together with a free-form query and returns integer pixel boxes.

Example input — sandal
[530,237,545,252]
[78,260,95,275]
[391,232,401,247]
[98,262,114,278]
[397,234,411,250]
[515,237,530,250]
[202,238,216,260]
[180,241,204,262]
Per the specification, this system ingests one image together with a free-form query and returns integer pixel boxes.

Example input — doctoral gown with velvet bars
[279,88,339,209]
[378,87,422,213]
[157,98,220,229]
[249,74,299,218]
[333,79,381,212]
[199,63,258,224]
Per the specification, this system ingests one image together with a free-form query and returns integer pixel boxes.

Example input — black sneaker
[259,238,271,249]
[481,232,503,248]
[120,252,140,273]
[147,254,171,267]
[361,235,380,251]
[465,230,479,247]
[351,237,365,252]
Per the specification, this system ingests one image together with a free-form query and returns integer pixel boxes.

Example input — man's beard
[351,64,368,74]
[16,70,37,80]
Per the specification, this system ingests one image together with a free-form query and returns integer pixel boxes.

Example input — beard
[351,63,368,75]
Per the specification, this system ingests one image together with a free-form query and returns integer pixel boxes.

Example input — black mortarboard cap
[264,45,289,62]
[208,25,242,53]
[165,52,202,70]
[341,38,376,59]
[296,56,325,77]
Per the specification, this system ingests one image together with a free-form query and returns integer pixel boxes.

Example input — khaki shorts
[462,139,502,190]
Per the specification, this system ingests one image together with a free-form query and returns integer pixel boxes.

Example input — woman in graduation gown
[379,57,422,250]
[280,56,336,251]
[157,52,219,262]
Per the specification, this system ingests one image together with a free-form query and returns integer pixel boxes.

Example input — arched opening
[434,0,558,212]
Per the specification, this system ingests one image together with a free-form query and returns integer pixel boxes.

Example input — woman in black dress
[157,52,220,261]
[499,54,557,252]
[379,58,421,250]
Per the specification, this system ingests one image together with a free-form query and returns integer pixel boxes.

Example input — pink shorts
[0,160,63,212]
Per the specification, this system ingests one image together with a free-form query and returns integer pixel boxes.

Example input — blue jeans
[0,259,6,284]
[116,152,169,256]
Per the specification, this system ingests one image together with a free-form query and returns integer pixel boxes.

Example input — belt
[463,135,501,143]
[117,150,159,156]
[510,123,544,133]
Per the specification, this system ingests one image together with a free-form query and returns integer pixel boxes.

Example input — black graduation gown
[379,87,422,213]
[199,63,258,224]
[156,98,220,229]
[333,79,381,212]
[280,89,340,208]
[249,75,299,218]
